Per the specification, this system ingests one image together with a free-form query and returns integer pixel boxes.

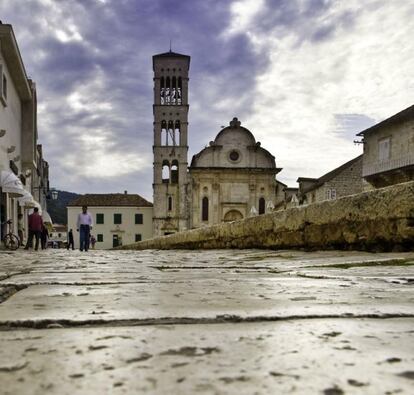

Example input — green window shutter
[96,213,104,224]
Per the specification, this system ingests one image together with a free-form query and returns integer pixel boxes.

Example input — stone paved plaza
[0,249,413,394]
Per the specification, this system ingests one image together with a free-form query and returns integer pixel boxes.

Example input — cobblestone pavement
[0,248,413,395]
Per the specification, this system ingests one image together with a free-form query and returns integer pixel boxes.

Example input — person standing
[67,229,75,250]
[17,213,24,246]
[76,206,93,252]
[24,207,43,251]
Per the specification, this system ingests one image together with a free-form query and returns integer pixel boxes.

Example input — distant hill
[47,190,81,225]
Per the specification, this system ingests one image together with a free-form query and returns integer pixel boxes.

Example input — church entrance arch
[223,209,243,222]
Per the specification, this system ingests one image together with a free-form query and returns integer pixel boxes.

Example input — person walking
[17,213,24,246]
[67,229,75,250]
[41,224,49,249]
[90,235,96,250]
[24,207,43,251]
[76,206,93,252]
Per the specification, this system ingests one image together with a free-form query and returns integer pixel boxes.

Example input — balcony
[362,152,414,177]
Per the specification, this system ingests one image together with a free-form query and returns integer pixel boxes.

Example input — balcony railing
[363,152,414,177]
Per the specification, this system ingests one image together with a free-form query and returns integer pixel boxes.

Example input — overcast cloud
[1,0,413,200]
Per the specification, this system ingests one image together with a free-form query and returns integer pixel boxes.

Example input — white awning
[0,170,25,197]
[42,210,52,224]
[18,191,35,206]
[18,191,42,214]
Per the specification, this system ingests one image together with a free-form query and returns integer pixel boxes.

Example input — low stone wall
[120,181,414,251]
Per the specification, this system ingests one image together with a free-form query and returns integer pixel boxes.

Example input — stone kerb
[119,181,414,251]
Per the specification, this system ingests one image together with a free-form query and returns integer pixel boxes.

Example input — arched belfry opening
[175,120,180,145]
[171,160,179,184]
[162,160,170,183]
[161,120,167,145]
[167,120,175,145]
[153,50,191,236]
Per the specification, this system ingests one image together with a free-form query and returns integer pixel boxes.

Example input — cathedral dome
[190,118,276,169]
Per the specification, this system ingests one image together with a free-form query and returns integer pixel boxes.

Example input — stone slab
[1,249,414,394]
[0,319,413,395]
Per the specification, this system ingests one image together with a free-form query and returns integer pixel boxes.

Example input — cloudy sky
[1,0,413,200]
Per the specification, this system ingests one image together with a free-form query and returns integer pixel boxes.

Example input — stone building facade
[357,104,414,188]
[152,51,282,235]
[297,155,364,204]
[189,117,281,228]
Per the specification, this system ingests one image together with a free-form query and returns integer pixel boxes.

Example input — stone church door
[223,210,243,222]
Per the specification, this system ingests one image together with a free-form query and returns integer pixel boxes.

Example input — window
[97,234,103,242]
[378,137,391,162]
[96,213,104,224]
[114,213,122,224]
[229,150,239,162]
[171,160,178,183]
[162,161,170,183]
[202,197,209,221]
[135,213,143,224]
[168,196,172,211]
[258,197,265,215]
[326,188,337,200]
[135,234,142,242]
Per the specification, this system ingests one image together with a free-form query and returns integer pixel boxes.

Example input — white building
[67,193,153,249]
[0,23,49,242]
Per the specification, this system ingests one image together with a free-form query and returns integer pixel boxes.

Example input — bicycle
[2,220,20,250]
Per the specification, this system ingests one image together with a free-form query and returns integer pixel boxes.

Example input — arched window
[259,197,265,215]
[174,120,180,145]
[167,120,175,145]
[168,196,172,211]
[202,197,209,221]
[161,120,167,146]
[172,76,177,105]
[162,161,170,183]
[160,77,165,105]
[177,77,182,105]
[165,77,171,104]
[171,160,178,184]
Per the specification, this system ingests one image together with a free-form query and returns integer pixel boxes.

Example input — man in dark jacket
[24,207,43,251]
[67,229,74,250]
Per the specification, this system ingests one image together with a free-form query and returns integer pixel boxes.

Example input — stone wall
[120,181,414,251]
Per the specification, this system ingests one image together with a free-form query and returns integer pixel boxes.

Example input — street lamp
[50,188,58,200]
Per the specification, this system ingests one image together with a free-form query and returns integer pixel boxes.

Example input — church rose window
[229,150,239,161]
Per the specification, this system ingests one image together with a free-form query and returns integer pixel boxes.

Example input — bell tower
[152,51,190,236]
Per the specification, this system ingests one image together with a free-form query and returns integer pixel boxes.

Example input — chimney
[124,190,127,194]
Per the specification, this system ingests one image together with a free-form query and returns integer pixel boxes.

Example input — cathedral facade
[152,51,282,236]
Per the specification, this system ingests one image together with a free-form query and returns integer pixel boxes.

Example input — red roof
[67,194,153,207]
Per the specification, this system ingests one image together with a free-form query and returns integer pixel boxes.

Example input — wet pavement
[0,248,413,394]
